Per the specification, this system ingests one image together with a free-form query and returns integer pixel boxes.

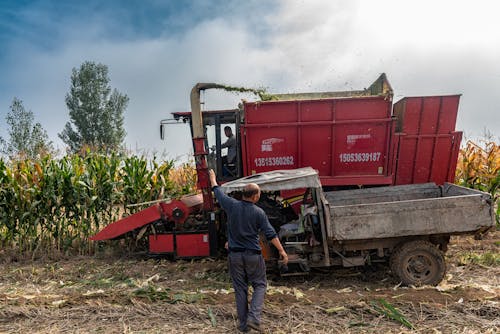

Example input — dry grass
[1,231,499,333]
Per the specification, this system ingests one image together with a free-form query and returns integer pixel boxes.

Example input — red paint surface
[90,205,162,241]
[392,95,462,185]
[90,201,190,241]
[242,96,394,186]
[148,234,174,253]
[176,233,210,257]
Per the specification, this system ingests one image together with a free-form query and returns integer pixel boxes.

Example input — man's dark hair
[224,126,232,132]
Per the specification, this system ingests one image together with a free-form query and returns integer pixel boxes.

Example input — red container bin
[393,95,460,135]
[241,96,394,186]
[392,95,462,185]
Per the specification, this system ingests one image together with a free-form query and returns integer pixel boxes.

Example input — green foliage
[0,154,195,256]
[0,98,54,160]
[59,61,128,153]
[456,139,500,227]
[218,84,278,101]
[370,298,415,329]
[207,306,217,327]
[133,285,203,303]
[457,251,500,267]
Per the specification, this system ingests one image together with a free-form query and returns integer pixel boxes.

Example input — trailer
[220,167,495,286]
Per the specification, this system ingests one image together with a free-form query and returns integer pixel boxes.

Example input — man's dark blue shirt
[213,186,277,252]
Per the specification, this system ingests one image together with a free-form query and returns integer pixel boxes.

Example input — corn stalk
[0,153,196,256]
[456,140,500,226]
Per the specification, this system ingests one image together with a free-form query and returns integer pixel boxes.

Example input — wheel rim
[403,252,437,282]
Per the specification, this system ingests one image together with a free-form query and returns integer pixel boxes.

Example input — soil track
[1,231,498,333]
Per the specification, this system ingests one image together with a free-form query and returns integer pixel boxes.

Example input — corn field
[0,153,197,256]
[1,138,498,257]
[455,139,500,225]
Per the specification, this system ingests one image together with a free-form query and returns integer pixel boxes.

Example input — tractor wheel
[391,240,446,286]
[389,243,402,274]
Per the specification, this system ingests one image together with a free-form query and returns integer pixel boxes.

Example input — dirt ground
[1,231,498,334]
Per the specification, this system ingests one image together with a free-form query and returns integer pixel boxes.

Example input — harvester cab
[166,108,243,181]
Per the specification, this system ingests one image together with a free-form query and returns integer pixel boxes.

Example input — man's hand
[270,237,288,265]
[279,250,289,265]
[209,169,218,187]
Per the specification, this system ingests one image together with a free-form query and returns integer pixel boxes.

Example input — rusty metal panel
[325,182,440,206]
[328,184,494,241]
[272,73,393,101]
[442,182,493,199]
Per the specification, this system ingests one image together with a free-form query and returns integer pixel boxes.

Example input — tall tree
[59,61,128,153]
[0,98,53,160]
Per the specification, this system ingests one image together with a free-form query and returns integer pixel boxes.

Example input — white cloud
[1,0,499,161]
[262,0,500,138]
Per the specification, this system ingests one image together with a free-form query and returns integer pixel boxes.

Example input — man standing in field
[209,169,288,332]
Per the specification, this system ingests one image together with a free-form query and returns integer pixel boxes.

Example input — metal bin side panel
[392,95,462,186]
[325,182,440,206]
[393,95,460,135]
[242,96,393,186]
[394,132,462,185]
[329,195,492,241]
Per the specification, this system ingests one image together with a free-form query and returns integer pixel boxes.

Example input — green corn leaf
[208,306,217,327]
[371,298,415,330]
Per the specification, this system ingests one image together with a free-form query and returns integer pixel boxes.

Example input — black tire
[391,240,446,286]
[389,243,402,274]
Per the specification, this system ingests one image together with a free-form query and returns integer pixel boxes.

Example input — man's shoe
[238,325,249,332]
[247,320,262,332]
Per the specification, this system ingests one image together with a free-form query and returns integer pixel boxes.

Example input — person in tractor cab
[221,126,236,176]
[209,169,288,332]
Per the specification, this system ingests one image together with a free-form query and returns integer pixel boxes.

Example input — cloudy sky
[1,0,499,161]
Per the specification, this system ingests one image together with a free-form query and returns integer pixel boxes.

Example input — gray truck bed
[325,183,494,241]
